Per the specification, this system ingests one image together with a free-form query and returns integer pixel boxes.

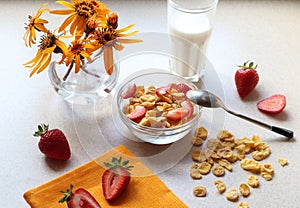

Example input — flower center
[74,1,96,19]
[39,32,56,50]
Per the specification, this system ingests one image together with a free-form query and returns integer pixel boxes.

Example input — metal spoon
[186,89,294,139]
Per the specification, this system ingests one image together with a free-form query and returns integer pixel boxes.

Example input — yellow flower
[63,39,96,74]
[50,0,110,38]
[23,3,49,47]
[23,32,68,77]
[88,14,142,75]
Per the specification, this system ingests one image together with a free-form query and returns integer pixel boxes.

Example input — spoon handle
[226,109,294,139]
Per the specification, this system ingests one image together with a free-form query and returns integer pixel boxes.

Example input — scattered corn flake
[260,163,274,181]
[190,163,202,179]
[217,130,235,142]
[217,146,233,159]
[193,186,207,197]
[278,158,288,167]
[238,202,249,208]
[252,148,271,161]
[198,162,212,175]
[247,175,259,188]
[194,126,208,140]
[212,164,225,177]
[217,159,233,171]
[240,159,261,173]
[214,180,226,194]
[192,136,203,146]
[226,188,239,202]
[239,183,250,197]
[207,138,222,150]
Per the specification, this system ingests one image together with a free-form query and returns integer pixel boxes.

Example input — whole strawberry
[235,61,259,98]
[102,157,133,202]
[34,124,71,161]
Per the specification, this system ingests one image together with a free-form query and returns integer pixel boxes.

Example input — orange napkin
[23,145,188,208]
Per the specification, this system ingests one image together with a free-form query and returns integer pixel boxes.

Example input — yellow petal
[117,24,135,33]
[23,49,43,66]
[43,45,56,54]
[37,54,52,74]
[29,54,48,77]
[58,13,76,32]
[75,55,81,73]
[104,46,113,75]
[50,9,74,15]
[56,0,74,10]
[118,30,139,37]
[117,38,143,44]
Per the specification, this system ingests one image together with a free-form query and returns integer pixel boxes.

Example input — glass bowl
[115,71,201,144]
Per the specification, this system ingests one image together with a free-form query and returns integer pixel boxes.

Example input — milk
[168,12,212,79]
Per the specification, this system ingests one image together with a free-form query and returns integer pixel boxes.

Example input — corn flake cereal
[226,188,239,202]
[190,163,202,179]
[214,180,226,193]
[240,159,261,173]
[247,175,259,188]
[193,186,207,197]
[238,202,249,208]
[239,183,250,197]
[198,162,212,175]
[217,159,232,171]
[212,164,225,177]
[278,158,288,167]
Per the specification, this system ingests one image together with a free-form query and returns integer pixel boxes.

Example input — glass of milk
[168,0,218,82]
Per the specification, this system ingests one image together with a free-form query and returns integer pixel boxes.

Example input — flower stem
[63,60,74,81]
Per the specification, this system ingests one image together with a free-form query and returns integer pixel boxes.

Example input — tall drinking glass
[168,0,218,81]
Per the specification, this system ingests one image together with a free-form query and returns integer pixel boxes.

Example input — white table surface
[1,0,300,207]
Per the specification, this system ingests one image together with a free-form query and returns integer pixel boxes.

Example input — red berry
[59,184,102,208]
[176,83,192,94]
[102,157,133,202]
[257,94,286,114]
[166,109,189,121]
[121,83,136,99]
[235,61,259,98]
[34,124,71,161]
[181,100,194,119]
[156,85,172,96]
[127,106,146,120]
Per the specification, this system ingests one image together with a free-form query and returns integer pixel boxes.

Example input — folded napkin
[24,145,188,208]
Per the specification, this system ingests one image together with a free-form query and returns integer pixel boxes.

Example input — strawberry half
[235,61,259,98]
[257,94,286,114]
[127,105,146,120]
[181,100,194,119]
[176,83,192,95]
[34,124,71,161]
[102,157,133,202]
[166,109,189,122]
[156,85,172,96]
[59,184,101,208]
[121,83,136,99]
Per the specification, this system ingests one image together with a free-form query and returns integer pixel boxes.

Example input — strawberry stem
[238,60,258,70]
[33,124,49,137]
[104,157,134,171]
[59,184,73,203]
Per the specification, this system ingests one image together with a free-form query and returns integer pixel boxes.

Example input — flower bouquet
[23,0,141,103]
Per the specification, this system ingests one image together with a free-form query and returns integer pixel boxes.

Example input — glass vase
[48,48,119,104]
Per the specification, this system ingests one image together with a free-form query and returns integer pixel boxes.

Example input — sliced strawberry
[59,184,101,208]
[166,109,189,122]
[121,83,136,99]
[156,85,172,96]
[176,83,192,94]
[181,100,194,118]
[127,106,146,120]
[102,157,133,202]
[257,94,286,114]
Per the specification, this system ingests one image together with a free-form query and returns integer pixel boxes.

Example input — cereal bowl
[115,71,201,144]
